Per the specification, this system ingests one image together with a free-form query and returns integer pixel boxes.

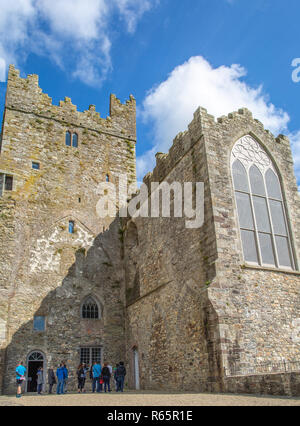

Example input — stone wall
[0,64,299,396]
[0,65,136,394]
[201,108,300,376]
[225,372,300,397]
[124,107,300,394]
[124,109,224,392]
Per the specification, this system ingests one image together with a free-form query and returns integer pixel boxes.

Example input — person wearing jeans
[92,362,102,393]
[101,363,111,393]
[63,363,69,394]
[37,367,44,395]
[56,364,65,395]
[115,362,126,393]
[48,368,56,394]
[16,362,26,399]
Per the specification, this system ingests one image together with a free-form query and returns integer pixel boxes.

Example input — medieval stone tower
[0,65,299,396]
[0,65,136,394]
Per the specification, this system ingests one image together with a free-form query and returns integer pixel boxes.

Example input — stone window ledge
[242,264,300,276]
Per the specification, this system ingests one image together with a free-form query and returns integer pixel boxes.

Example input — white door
[134,349,140,390]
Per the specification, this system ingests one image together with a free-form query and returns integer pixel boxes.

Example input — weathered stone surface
[123,107,300,393]
[0,66,136,394]
[0,66,299,396]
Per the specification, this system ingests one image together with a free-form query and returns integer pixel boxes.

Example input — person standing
[89,364,93,390]
[115,362,126,393]
[107,363,113,393]
[92,361,102,393]
[56,363,65,395]
[16,362,26,398]
[113,364,119,392]
[48,368,56,394]
[37,367,44,395]
[63,363,69,394]
[77,364,87,393]
[101,363,111,393]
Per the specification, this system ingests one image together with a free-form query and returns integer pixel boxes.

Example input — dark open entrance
[27,352,45,393]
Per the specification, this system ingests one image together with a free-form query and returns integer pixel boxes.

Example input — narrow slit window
[32,162,40,170]
[66,131,71,146]
[5,175,13,191]
[106,174,110,183]
[69,221,75,234]
[33,316,46,332]
[72,133,78,148]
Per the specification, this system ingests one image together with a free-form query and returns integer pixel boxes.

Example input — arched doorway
[133,348,140,390]
[26,351,46,393]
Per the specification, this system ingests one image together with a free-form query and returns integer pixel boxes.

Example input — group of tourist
[15,361,127,398]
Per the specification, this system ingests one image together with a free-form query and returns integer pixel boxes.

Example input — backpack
[116,365,126,377]
[102,367,110,377]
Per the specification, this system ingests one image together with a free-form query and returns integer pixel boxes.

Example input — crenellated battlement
[142,104,293,191]
[0,64,299,399]
[0,65,137,204]
[5,65,136,141]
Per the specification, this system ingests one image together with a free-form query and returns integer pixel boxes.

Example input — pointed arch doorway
[26,351,46,393]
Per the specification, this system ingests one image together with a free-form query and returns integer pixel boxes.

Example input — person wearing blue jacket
[16,362,26,398]
[92,361,102,393]
[56,363,66,395]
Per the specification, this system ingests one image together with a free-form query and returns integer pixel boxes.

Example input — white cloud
[0,0,154,85]
[138,56,298,182]
[37,0,109,41]
[0,1,36,78]
[116,0,153,33]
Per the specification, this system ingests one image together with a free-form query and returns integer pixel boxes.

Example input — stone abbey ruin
[0,65,299,396]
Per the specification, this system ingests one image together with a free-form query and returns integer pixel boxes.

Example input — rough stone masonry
[0,65,299,396]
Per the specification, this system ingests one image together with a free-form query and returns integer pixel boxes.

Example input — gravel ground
[0,391,299,406]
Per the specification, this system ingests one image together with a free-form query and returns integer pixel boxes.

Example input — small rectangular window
[69,221,75,234]
[80,347,102,366]
[32,162,40,170]
[33,316,46,332]
[5,175,13,191]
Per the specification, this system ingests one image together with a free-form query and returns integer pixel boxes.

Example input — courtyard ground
[0,391,299,406]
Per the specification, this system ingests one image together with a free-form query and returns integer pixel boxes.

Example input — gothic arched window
[65,131,79,148]
[65,131,71,146]
[72,133,78,148]
[81,297,100,320]
[231,135,295,270]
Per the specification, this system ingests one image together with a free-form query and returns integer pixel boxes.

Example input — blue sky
[0,0,300,186]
